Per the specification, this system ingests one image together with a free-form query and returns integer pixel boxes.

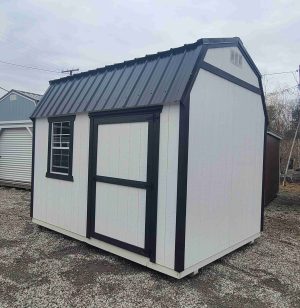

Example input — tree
[266,88,300,173]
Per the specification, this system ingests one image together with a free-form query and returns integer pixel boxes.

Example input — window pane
[51,121,71,175]
[53,122,62,135]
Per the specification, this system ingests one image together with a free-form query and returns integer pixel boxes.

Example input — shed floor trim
[32,218,180,278]
[32,218,260,279]
[180,232,260,278]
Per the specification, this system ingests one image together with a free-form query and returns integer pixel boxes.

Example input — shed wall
[33,105,179,270]
[204,47,259,87]
[33,114,90,236]
[0,93,36,121]
[185,69,264,269]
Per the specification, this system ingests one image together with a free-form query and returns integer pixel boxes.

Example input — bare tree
[266,87,300,176]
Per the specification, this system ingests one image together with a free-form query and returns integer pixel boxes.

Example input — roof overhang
[0,90,40,105]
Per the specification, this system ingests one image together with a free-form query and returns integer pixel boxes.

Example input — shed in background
[265,131,281,205]
[0,89,42,188]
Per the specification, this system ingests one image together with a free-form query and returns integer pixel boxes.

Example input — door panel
[97,122,148,181]
[0,128,32,183]
[94,182,146,248]
[95,121,148,248]
[87,108,161,261]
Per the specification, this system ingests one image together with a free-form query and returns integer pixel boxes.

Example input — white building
[31,37,267,279]
[0,89,41,188]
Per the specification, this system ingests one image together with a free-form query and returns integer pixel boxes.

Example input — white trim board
[0,123,33,129]
[32,218,260,279]
[0,120,32,124]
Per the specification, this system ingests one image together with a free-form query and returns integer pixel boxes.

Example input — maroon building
[265,131,281,205]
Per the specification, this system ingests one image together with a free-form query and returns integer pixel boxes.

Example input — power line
[0,59,61,73]
[0,85,9,92]
[262,70,298,77]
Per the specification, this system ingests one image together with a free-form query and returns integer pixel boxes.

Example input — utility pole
[299,65,300,91]
[61,68,79,76]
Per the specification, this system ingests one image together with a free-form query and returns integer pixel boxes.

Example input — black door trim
[95,175,148,189]
[86,106,161,262]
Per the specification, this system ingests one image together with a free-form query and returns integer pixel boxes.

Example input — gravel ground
[0,185,299,308]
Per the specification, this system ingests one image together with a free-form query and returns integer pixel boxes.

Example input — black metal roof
[32,37,259,118]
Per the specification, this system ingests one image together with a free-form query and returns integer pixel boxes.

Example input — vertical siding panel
[156,105,169,266]
[185,70,264,268]
[156,105,180,269]
[33,115,89,237]
[137,190,146,247]
[118,124,130,179]
[94,121,148,248]
[94,184,146,248]
[139,123,148,181]
[164,105,180,267]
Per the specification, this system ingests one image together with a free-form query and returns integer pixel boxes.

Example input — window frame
[46,115,75,181]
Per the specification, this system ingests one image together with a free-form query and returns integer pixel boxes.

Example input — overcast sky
[0,0,299,98]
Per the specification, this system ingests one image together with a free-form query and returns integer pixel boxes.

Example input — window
[10,94,17,101]
[46,116,75,181]
[230,49,243,68]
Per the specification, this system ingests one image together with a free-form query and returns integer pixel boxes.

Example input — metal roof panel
[113,62,147,109]
[103,64,135,110]
[83,70,115,112]
[124,59,158,108]
[150,51,186,106]
[34,39,253,118]
[138,56,171,107]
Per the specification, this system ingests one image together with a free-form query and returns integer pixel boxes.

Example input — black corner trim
[174,45,208,273]
[174,99,190,272]
[30,119,36,218]
[86,116,95,239]
[200,61,261,95]
[95,175,148,189]
[46,115,76,182]
[260,118,268,231]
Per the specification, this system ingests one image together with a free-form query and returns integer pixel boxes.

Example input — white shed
[0,89,41,188]
[31,37,267,279]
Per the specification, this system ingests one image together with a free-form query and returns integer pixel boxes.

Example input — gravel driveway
[0,185,299,308]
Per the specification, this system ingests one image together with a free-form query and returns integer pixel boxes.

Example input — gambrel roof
[32,37,262,119]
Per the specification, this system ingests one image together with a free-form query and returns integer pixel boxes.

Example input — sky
[0,0,299,99]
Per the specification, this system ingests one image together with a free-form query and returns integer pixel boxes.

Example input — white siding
[0,128,32,183]
[204,47,260,87]
[185,69,264,269]
[33,114,90,236]
[95,183,146,248]
[156,104,180,269]
[97,122,148,181]
[32,106,180,270]
[95,121,148,248]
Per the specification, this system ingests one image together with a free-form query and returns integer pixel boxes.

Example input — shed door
[87,110,161,262]
[0,128,32,184]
